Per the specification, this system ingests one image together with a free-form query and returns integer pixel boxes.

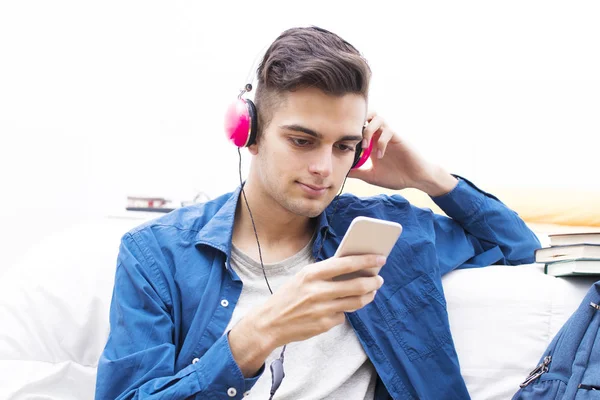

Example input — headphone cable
[238,147,274,295]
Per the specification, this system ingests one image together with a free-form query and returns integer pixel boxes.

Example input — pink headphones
[224,84,372,169]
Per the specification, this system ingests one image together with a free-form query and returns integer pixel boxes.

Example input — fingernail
[377,149,383,159]
[373,290,378,297]
[376,256,386,266]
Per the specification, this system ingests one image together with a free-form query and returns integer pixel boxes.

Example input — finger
[362,115,385,149]
[375,127,395,159]
[313,255,386,281]
[330,290,378,313]
[328,275,384,298]
[316,255,385,281]
[366,110,377,122]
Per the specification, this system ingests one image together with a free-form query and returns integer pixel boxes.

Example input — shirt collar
[194,186,241,258]
[194,185,339,264]
[316,205,338,238]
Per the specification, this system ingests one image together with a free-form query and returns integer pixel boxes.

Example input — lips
[300,182,328,191]
[297,181,330,196]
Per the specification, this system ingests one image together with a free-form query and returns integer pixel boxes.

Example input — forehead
[271,87,367,136]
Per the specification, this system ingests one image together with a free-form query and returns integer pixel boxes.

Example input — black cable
[238,147,273,295]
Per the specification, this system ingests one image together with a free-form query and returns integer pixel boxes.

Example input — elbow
[505,232,542,265]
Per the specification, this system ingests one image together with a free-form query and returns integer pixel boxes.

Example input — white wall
[1,0,599,268]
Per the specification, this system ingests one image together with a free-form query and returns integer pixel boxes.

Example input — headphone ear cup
[352,140,363,168]
[245,99,258,147]
[352,139,373,169]
[224,98,258,147]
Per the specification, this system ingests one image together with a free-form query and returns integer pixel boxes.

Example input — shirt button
[227,387,237,397]
[192,357,199,364]
[221,299,229,307]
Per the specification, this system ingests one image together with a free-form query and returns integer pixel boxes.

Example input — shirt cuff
[431,175,496,222]
[192,332,265,398]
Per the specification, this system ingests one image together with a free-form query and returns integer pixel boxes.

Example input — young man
[96,27,540,399]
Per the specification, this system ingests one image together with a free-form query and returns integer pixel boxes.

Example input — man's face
[250,87,366,218]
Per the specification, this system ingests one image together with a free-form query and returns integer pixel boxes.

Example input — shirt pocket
[380,272,453,361]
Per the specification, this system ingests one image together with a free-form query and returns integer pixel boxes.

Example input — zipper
[520,355,552,388]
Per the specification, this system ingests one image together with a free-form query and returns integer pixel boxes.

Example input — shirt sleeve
[95,232,263,400]
[428,176,542,275]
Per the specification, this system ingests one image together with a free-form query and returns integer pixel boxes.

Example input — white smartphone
[332,216,403,281]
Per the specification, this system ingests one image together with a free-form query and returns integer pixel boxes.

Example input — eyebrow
[280,124,363,142]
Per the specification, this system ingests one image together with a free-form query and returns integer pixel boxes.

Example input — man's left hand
[348,110,458,197]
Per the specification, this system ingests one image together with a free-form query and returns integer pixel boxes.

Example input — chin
[285,196,333,218]
[301,206,325,219]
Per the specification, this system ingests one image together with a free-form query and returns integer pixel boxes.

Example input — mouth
[296,182,330,196]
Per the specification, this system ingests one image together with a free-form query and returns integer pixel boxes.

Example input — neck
[232,177,317,263]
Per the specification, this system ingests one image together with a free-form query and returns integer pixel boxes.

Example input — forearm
[417,165,459,197]
[432,176,541,265]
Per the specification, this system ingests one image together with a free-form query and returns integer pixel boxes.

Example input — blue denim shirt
[95,177,541,400]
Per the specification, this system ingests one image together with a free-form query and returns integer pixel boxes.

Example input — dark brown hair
[254,26,371,136]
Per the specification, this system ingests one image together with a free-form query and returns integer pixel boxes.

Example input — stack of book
[536,232,600,276]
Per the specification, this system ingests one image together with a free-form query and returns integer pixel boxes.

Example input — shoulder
[115,190,236,294]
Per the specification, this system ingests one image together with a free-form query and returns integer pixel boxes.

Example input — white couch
[0,214,596,399]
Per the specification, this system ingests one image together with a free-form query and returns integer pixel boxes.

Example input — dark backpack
[512,280,600,399]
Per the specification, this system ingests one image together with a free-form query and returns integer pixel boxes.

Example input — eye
[290,138,312,147]
[335,143,356,152]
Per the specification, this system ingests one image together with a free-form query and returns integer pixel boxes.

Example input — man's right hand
[228,254,386,378]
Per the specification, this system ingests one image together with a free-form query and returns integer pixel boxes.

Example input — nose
[307,146,333,178]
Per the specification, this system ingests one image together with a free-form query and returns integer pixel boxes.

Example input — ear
[248,139,259,155]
